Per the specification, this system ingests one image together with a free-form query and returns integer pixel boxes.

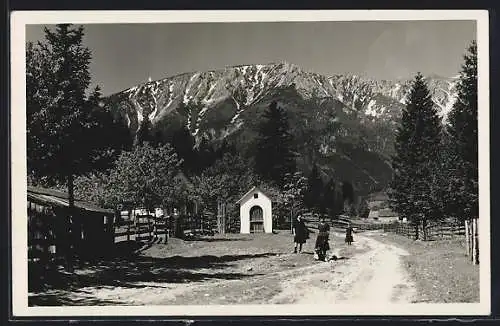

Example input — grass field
[372,232,480,303]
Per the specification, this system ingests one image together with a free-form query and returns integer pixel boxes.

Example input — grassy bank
[373,232,479,303]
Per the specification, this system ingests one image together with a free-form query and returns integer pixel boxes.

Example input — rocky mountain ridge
[104,62,458,195]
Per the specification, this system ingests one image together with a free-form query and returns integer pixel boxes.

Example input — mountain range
[104,61,458,196]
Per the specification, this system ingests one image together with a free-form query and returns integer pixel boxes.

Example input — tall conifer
[389,73,442,239]
[26,24,98,271]
[304,164,324,212]
[255,101,296,188]
[446,41,478,221]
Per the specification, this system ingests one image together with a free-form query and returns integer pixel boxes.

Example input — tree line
[389,41,478,241]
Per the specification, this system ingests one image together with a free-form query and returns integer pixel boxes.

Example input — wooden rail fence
[382,222,466,240]
[114,212,218,243]
[301,214,466,241]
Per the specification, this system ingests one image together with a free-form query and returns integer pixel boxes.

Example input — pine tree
[255,101,296,188]
[83,86,133,171]
[446,41,478,222]
[171,126,197,174]
[27,25,90,184]
[322,178,338,217]
[389,73,442,239]
[304,164,323,212]
[440,132,463,220]
[26,24,101,271]
[341,181,355,208]
[197,137,217,170]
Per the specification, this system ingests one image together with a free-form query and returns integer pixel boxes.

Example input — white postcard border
[10,9,491,317]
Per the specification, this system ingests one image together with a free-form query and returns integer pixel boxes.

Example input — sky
[26,20,476,96]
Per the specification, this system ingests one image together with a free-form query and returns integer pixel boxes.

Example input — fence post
[153,215,158,241]
[148,214,152,242]
[470,218,475,263]
[474,218,479,265]
[126,220,130,241]
[125,209,129,241]
[465,219,470,257]
[135,211,140,241]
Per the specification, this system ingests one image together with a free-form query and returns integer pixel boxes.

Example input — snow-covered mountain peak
[107,62,458,140]
[104,62,461,196]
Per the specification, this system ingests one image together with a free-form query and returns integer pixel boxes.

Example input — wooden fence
[302,215,391,232]
[181,213,217,237]
[294,212,478,265]
[382,222,465,240]
[301,214,466,240]
[114,215,166,243]
[114,212,217,243]
[465,218,480,265]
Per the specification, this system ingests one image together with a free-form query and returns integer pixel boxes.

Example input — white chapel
[236,186,273,234]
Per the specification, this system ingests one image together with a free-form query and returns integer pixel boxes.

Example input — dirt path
[30,231,417,305]
[269,231,417,304]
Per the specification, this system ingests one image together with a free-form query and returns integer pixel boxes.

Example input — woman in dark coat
[345,223,354,245]
[315,217,330,261]
[293,214,308,253]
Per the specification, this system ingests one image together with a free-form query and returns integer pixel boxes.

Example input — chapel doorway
[249,205,264,233]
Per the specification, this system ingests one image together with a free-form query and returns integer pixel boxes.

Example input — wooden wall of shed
[28,202,116,265]
[28,203,59,266]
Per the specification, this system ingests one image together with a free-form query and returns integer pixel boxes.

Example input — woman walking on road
[315,216,330,261]
[345,223,354,245]
[293,214,308,253]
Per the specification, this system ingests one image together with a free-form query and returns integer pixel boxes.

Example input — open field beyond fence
[373,231,479,303]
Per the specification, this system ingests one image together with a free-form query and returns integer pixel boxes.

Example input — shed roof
[236,186,271,204]
[27,186,114,215]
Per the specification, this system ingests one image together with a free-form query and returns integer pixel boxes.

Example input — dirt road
[30,231,415,305]
[45,230,417,305]
[269,231,417,304]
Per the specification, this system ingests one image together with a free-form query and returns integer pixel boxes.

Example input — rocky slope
[104,62,458,195]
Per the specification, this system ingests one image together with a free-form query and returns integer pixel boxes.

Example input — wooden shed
[27,186,116,264]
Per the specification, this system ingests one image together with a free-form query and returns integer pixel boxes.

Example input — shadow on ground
[29,292,121,306]
[329,256,350,261]
[29,240,273,306]
[184,237,253,242]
